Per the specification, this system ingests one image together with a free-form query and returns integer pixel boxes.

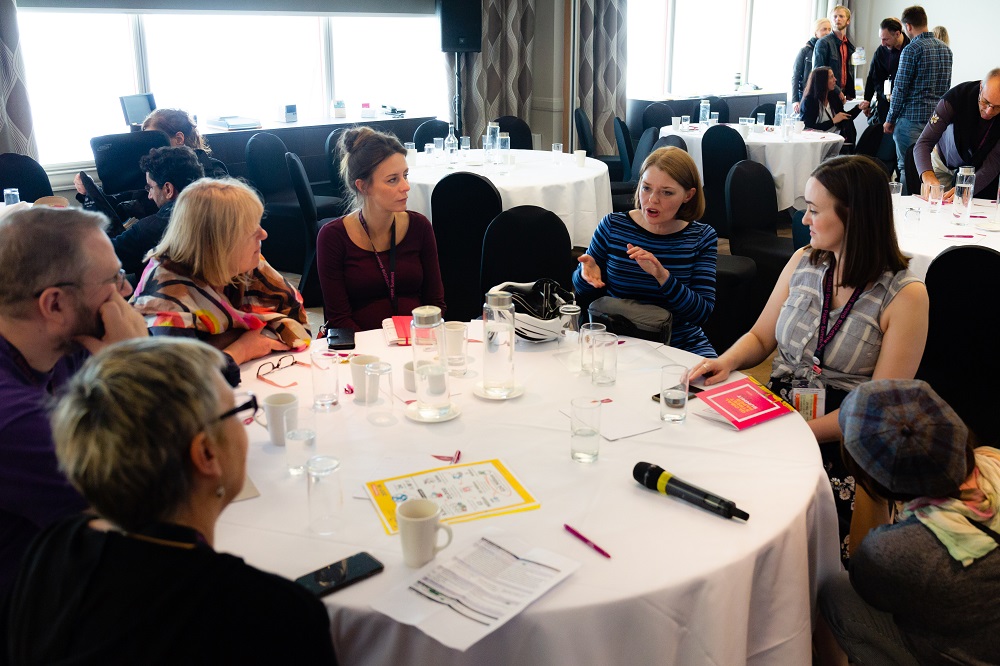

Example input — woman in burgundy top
[316,127,445,331]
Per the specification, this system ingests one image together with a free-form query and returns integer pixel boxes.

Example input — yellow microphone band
[656,471,673,494]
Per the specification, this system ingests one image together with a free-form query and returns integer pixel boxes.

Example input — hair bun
[341,127,375,155]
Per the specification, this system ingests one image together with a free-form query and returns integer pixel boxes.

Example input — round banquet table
[405,149,613,248]
[894,195,1000,279]
[216,325,840,665]
[659,124,844,211]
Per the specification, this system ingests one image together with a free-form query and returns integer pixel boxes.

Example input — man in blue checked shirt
[883,5,952,194]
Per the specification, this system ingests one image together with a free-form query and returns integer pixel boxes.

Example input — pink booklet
[695,377,794,430]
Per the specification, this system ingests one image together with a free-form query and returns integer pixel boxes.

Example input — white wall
[852,0,997,88]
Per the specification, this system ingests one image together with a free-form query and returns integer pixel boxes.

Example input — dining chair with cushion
[702,254,757,354]
[916,245,1000,444]
[431,172,503,322]
[481,205,574,297]
[705,97,731,124]
[654,135,687,152]
[726,159,794,314]
[494,115,533,150]
[246,132,342,272]
[0,153,53,203]
[750,103,776,126]
[285,151,343,307]
[642,102,678,132]
[574,107,624,181]
[855,124,896,178]
[701,124,748,238]
[413,119,450,150]
[612,127,659,212]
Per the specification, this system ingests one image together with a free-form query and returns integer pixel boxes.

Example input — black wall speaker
[437,0,482,53]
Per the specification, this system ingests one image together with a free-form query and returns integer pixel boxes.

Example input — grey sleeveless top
[771,249,921,392]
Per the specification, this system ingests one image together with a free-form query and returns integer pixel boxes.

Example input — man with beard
[0,206,148,599]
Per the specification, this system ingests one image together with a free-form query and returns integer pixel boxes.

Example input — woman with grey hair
[2,337,337,663]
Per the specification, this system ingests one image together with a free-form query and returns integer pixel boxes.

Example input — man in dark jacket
[111,146,204,280]
[813,5,857,100]
[860,18,910,125]
[791,17,832,113]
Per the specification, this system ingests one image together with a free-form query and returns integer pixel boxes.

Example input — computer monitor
[120,93,156,129]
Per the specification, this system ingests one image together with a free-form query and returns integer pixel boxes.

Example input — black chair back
[324,128,348,198]
[790,209,810,250]
[0,153,53,203]
[413,119,450,150]
[285,151,341,307]
[246,132,292,198]
[630,127,659,181]
[917,246,1000,443]
[703,254,756,353]
[431,172,504,321]
[701,124,747,237]
[574,108,596,156]
[750,102,776,126]
[89,131,170,195]
[856,124,896,177]
[614,117,634,177]
[495,116,533,150]
[705,97,731,124]
[654,134,687,152]
[481,205,573,296]
[77,171,124,233]
[903,144,921,196]
[642,102,677,132]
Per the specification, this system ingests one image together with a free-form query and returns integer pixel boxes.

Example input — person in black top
[860,18,910,125]
[791,18,832,114]
[1,338,337,664]
[112,145,204,281]
[141,108,229,179]
[801,66,861,148]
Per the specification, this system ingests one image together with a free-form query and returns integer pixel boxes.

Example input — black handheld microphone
[633,462,750,521]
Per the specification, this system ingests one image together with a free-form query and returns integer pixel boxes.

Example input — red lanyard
[812,265,861,374]
[358,210,398,314]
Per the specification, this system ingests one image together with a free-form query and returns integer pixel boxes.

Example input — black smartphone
[326,327,356,351]
[295,552,384,598]
[651,385,703,403]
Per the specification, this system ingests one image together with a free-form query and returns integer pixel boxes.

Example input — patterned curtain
[577,0,626,155]
[0,0,38,157]
[447,0,536,144]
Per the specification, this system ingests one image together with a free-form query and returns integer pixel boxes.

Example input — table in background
[216,326,840,665]
[895,195,1000,279]
[659,124,844,210]
[405,149,613,248]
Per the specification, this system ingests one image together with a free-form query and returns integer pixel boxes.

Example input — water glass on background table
[284,407,317,475]
[433,137,444,153]
[756,113,766,127]
[3,188,19,206]
[460,135,471,157]
[552,142,563,165]
[888,182,902,211]
[659,364,690,423]
[570,397,601,463]
[307,456,342,535]
[310,347,340,409]
[680,115,690,130]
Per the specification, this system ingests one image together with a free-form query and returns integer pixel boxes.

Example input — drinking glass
[888,182,902,211]
[659,364,690,423]
[310,347,340,410]
[927,183,944,213]
[552,142,563,165]
[3,188,19,206]
[460,135,471,155]
[307,456,342,535]
[283,407,317,475]
[570,397,601,463]
[591,332,618,386]
[756,113,766,127]
[364,361,396,426]
[579,322,607,374]
[680,115,690,130]
[433,137,444,152]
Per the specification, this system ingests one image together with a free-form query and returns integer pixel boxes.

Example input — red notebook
[695,377,794,430]
[382,316,413,345]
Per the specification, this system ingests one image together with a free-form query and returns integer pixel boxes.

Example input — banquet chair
[90,131,170,196]
[431,172,503,322]
[611,117,637,196]
[0,153,53,203]
[705,97,731,124]
[903,145,921,196]
[321,128,348,199]
[726,160,794,314]
[703,254,757,353]
[790,209,810,250]
[750,103,776,126]
[701,124,748,238]
[642,102,678,132]
[654,135,687,152]
[481,205,574,297]
[246,132,343,272]
[855,124,896,178]
[413,120,449,150]
[916,245,1000,444]
[574,107,623,181]
[612,127,658,212]
[285,151,343,307]
[494,116,533,150]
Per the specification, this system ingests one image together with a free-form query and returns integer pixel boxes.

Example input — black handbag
[587,296,672,344]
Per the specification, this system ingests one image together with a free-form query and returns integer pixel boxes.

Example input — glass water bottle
[411,306,451,419]
[482,291,516,398]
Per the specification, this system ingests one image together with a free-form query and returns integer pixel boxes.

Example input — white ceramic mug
[350,354,379,402]
[574,149,587,167]
[397,498,453,567]
[254,392,298,447]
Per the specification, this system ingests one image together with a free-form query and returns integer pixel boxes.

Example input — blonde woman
[132,178,310,379]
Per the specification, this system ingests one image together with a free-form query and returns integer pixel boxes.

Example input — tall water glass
[307,456,342,535]
[570,397,601,463]
[310,348,340,410]
[591,332,618,386]
[284,407,317,475]
[888,182,902,212]
[552,142,563,165]
[927,184,944,213]
[364,362,396,426]
[659,364,690,423]
[579,322,607,374]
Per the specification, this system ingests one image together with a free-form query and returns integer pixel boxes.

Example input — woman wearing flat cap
[815,379,1000,665]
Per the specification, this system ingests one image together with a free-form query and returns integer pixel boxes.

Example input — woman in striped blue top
[573,147,718,357]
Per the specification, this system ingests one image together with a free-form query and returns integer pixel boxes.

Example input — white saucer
[472,383,525,400]
[404,402,461,423]
[976,221,1000,232]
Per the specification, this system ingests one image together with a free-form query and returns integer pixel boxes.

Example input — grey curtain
[577,0,626,155]
[0,0,38,157]
[447,0,536,144]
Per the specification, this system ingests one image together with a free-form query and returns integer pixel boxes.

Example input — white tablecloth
[895,195,1000,279]
[406,149,613,248]
[659,124,844,211]
[216,326,840,665]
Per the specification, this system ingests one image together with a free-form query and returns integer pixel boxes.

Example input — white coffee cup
[397,498,453,567]
[574,149,587,167]
[254,392,298,447]
[350,354,379,402]
[403,361,417,392]
[671,116,682,130]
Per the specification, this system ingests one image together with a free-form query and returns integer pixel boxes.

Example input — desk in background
[216,326,840,665]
